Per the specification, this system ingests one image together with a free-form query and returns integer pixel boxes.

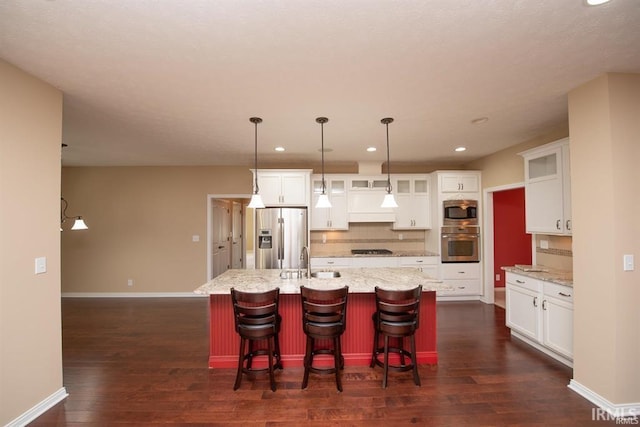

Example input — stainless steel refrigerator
[255,207,308,270]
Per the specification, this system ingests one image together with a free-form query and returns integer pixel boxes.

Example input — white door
[211,199,231,279]
[231,201,243,269]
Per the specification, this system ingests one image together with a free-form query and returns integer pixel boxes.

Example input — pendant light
[60,197,89,231]
[247,117,265,209]
[380,117,398,208]
[315,117,332,209]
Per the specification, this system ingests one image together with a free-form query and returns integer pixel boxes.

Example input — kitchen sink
[310,271,341,279]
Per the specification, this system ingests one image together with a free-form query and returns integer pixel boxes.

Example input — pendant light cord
[321,120,326,194]
[382,117,394,194]
[250,117,262,194]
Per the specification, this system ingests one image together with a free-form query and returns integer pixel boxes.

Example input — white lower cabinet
[505,272,573,366]
[439,263,481,297]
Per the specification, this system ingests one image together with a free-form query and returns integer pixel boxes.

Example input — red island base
[207,291,437,368]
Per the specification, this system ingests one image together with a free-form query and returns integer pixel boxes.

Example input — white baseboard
[568,380,640,420]
[62,292,207,298]
[6,387,68,427]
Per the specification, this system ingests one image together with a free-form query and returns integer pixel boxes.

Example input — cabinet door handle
[416,260,423,263]
[516,279,525,284]
[558,292,571,297]
[556,220,561,230]
[533,296,538,307]
[458,271,465,274]
[566,220,571,231]
[327,261,334,265]
[542,300,547,310]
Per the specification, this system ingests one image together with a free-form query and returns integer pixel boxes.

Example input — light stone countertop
[311,251,440,258]
[194,267,449,295]
[501,265,573,287]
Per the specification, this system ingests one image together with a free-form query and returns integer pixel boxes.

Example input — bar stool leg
[382,335,390,389]
[334,337,343,392]
[234,337,246,391]
[301,336,313,389]
[370,327,379,368]
[411,334,421,386]
[274,331,283,369]
[267,338,276,392]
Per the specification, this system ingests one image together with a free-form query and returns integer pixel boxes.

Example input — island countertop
[194,267,448,295]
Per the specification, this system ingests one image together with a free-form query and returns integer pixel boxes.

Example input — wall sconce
[61,197,88,230]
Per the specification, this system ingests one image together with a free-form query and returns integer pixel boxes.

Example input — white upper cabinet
[440,173,480,193]
[310,175,348,230]
[392,174,431,229]
[347,175,396,222]
[256,170,311,206]
[520,138,571,235]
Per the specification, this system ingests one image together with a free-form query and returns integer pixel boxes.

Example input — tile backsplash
[310,223,426,256]
[535,234,573,272]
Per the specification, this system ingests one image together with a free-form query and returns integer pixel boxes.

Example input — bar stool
[230,287,282,392]
[300,285,349,392]
[370,285,422,388]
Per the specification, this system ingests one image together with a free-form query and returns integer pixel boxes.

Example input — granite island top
[194,267,450,295]
[501,265,573,287]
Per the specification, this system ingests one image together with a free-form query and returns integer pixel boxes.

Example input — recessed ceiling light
[455,147,467,152]
[274,146,285,152]
[366,147,377,152]
[471,117,489,125]
[586,0,611,5]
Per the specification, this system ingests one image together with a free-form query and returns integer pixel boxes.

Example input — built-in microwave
[443,199,478,226]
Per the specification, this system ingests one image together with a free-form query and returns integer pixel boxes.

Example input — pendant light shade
[248,117,265,209]
[71,218,89,230]
[315,117,332,209]
[380,117,398,208]
[60,197,89,231]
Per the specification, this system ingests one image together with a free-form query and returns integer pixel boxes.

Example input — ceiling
[1,1,639,167]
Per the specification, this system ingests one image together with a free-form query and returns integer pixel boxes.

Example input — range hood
[347,162,396,223]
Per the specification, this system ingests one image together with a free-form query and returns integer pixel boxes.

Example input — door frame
[207,194,251,281]
[481,182,525,305]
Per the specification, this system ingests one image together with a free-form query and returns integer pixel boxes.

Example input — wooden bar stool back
[370,285,422,388]
[300,285,349,392]
[230,287,282,392]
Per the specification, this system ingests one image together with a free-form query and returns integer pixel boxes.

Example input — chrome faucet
[299,246,310,278]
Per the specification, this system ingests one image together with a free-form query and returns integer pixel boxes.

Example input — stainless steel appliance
[441,226,480,263]
[256,207,308,269]
[443,199,478,226]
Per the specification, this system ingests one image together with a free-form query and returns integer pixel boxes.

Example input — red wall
[493,188,531,287]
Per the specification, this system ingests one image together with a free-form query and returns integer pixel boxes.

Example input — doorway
[482,183,531,307]
[207,195,251,280]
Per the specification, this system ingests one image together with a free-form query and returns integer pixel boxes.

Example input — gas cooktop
[351,249,393,255]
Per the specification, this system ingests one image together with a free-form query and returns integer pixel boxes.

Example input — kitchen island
[194,268,450,369]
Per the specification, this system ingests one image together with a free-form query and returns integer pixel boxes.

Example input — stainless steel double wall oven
[441,199,480,263]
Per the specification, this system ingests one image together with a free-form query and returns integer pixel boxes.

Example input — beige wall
[467,123,569,189]
[0,60,63,424]
[568,73,640,404]
[61,166,252,293]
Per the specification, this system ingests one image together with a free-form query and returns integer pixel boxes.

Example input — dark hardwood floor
[29,298,613,426]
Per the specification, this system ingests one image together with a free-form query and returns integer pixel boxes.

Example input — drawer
[399,257,439,266]
[442,263,480,280]
[440,279,481,296]
[310,257,352,268]
[543,282,573,303]
[506,272,540,293]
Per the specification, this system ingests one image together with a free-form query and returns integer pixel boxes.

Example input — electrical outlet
[495,273,500,281]
[399,234,403,241]
[192,235,200,242]
[127,279,134,287]
[540,240,549,249]
[322,233,327,244]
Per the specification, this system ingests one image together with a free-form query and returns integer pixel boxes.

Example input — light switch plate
[623,254,634,271]
[540,240,549,249]
[35,257,47,274]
